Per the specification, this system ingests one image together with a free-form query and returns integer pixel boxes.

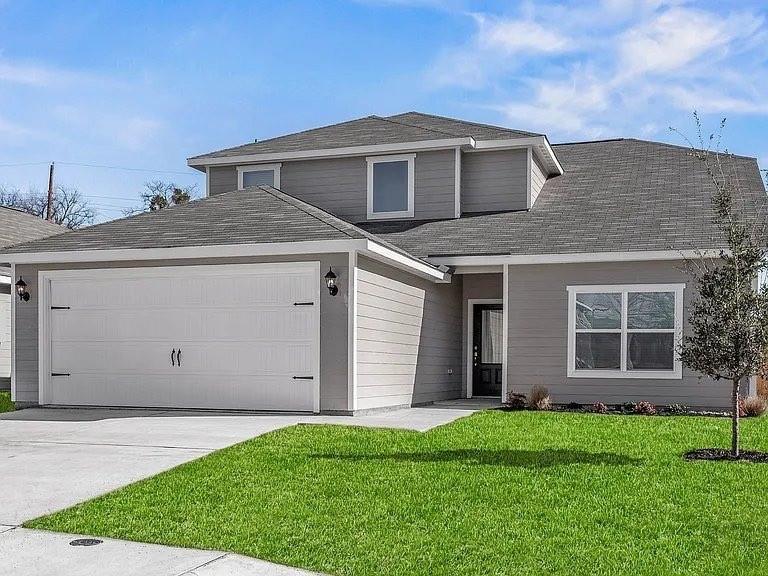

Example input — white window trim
[236,163,282,189]
[566,283,685,380]
[366,153,415,220]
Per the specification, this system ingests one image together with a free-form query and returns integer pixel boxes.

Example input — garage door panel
[44,264,319,412]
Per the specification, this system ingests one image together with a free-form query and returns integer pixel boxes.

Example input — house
[0,207,63,390]
[2,112,766,413]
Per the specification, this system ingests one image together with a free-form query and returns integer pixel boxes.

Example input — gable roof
[360,138,768,258]
[188,112,541,164]
[0,186,423,266]
[0,206,64,250]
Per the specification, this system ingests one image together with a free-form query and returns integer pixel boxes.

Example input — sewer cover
[69,538,103,547]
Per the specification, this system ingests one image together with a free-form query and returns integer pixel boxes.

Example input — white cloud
[618,8,762,77]
[0,60,63,86]
[475,14,572,54]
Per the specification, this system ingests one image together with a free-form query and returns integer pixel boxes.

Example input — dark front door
[472,304,503,396]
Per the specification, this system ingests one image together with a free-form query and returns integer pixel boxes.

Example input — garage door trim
[37,262,321,412]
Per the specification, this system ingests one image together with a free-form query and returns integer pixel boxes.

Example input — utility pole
[46,162,54,221]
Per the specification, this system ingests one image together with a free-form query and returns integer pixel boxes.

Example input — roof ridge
[371,114,462,138]
[388,111,541,137]
[554,137,759,161]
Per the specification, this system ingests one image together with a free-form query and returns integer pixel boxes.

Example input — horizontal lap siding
[356,256,463,410]
[506,261,732,408]
[14,254,350,411]
[208,151,456,222]
[461,149,528,213]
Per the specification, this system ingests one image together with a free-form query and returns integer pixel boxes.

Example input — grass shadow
[312,449,642,468]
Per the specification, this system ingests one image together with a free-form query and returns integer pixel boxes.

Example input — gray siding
[530,153,547,206]
[505,261,730,408]
[356,256,463,410]
[461,149,528,213]
[13,254,350,412]
[208,150,456,222]
[208,166,238,196]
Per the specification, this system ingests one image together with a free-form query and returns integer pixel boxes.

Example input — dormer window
[237,163,281,189]
[366,154,415,220]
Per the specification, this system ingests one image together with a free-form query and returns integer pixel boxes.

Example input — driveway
[0,402,489,575]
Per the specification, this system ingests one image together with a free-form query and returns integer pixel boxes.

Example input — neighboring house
[0,207,63,390]
[2,112,767,412]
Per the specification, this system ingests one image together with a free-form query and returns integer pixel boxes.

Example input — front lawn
[26,411,768,575]
[0,391,13,413]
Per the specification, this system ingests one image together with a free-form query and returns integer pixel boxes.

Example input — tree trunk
[731,378,740,458]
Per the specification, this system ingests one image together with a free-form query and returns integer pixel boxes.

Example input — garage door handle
[292,376,314,380]
[51,372,70,377]
[293,302,314,306]
[171,349,176,367]
[177,349,182,367]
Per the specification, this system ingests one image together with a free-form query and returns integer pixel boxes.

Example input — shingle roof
[0,186,422,264]
[188,112,539,162]
[360,138,768,258]
[0,206,64,249]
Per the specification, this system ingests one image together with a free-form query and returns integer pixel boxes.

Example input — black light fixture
[15,276,29,302]
[324,267,338,296]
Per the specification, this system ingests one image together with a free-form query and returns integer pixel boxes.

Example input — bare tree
[675,115,768,458]
[0,185,96,229]
[125,181,198,215]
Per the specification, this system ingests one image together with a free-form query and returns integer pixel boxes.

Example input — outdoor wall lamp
[15,276,29,302]
[324,267,339,296]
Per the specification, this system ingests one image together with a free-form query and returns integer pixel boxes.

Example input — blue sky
[1,0,766,221]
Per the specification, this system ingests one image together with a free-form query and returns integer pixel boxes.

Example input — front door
[472,304,503,396]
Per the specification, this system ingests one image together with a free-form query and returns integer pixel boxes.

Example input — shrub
[527,386,551,411]
[634,401,657,416]
[504,391,527,410]
[621,402,637,414]
[742,396,768,418]
[667,403,689,415]
[592,402,608,414]
[567,402,583,410]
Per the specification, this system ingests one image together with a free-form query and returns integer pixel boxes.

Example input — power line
[0,160,199,176]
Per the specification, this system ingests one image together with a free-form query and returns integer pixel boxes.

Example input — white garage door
[0,290,10,379]
[40,263,320,412]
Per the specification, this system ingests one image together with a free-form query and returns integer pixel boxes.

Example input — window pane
[575,333,621,370]
[627,333,674,370]
[242,170,274,187]
[627,292,675,329]
[575,293,621,329]
[481,309,503,363]
[372,161,409,213]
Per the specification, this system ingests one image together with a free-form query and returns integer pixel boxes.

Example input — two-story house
[3,112,766,413]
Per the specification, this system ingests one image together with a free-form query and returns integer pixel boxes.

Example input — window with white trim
[567,284,685,379]
[237,163,281,189]
[366,154,415,219]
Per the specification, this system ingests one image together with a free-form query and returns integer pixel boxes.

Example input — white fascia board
[3,239,369,265]
[428,249,725,267]
[362,240,450,282]
[188,137,476,168]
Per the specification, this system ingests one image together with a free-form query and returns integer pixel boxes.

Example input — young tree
[125,180,198,214]
[0,185,96,229]
[677,118,768,458]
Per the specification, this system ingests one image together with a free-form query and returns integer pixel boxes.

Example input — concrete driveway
[0,401,488,575]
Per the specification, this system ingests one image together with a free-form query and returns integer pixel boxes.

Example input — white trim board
[566,283,685,380]
[429,250,725,267]
[466,298,504,399]
[37,262,322,413]
[188,137,476,168]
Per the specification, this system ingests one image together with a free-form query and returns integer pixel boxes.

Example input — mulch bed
[684,448,768,463]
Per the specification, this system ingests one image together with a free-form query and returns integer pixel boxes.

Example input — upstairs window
[237,163,281,189]
[566,284,684,379]
[366,154,415,220]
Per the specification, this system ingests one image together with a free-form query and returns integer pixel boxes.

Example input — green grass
[26,411,768,576]
[0,391,13,413]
